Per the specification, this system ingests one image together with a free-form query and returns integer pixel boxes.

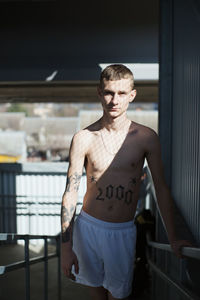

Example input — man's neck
[101,113,131,133]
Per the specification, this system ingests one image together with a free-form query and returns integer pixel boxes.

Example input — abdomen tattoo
[96,181,136,205]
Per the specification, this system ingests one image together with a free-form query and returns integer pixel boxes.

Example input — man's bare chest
[85,134,145,175]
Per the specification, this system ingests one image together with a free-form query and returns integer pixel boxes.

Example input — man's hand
[170,239,193,258]
[61,248,79,281]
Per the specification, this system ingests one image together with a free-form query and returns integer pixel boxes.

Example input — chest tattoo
[90,175,97,184]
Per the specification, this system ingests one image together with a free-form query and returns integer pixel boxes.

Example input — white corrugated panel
[16,163,86,246]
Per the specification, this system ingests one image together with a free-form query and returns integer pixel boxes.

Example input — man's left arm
[145,129,191,258]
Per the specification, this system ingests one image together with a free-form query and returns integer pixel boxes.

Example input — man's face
[98,78,136,118]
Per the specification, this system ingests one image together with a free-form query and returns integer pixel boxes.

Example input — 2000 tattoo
[96,185,133,205]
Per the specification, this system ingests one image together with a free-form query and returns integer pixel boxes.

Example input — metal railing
[0,162,86,235]
[0,163,86,300]
[0,233,61,300]
[147,232,200,300]
[147,259,200,300]
[147,238,200,260]
[144,167,200,300]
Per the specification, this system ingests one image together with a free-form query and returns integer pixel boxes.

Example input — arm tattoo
[65,172,82,193]
[61,172,81,243]
[61,204,75,224]
[73,172,82,191]
[61,205,76,243]
[62,221,73,243]
[66,175,72,192]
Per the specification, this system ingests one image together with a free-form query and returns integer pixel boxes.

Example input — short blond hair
[99,64,134,89]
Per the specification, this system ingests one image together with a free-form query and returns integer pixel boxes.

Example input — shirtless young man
[61,64,189,300]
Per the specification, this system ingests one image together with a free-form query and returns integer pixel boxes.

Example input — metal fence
[0,233,61,300]
[144,167,200,300]
[0,162,87,300]
[0,163,86,244]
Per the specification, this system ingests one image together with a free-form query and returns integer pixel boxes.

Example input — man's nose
[111,93,119,104]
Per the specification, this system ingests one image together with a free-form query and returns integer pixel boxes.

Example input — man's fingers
[65,268,70,277]
[63,264,77,280]
[69,273,76,281]
[177,248,183,258]
[172,240,193,258]
[61,253,79,279]
[62,266,68,277]
[74,257,79,274]
[184,241,193,247]
[66,268,76,281]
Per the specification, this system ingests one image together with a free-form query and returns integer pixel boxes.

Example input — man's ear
[129,89,137,103]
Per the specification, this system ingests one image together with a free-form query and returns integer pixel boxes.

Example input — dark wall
[159,0,200,244]
[171,0,200,244]
[157,1,200,298]
[0,0,159,81]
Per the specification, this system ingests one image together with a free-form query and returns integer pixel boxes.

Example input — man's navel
[107,205,113,211]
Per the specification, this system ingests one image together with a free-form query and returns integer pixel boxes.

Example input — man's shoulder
[84,119,101,132]
[131,121,159,151]
[72,129,92,144]
[132,121,158,139]
[132,122,160,156]
[72,120,101,145]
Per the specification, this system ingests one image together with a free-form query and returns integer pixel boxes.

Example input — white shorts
[72,210,137,299]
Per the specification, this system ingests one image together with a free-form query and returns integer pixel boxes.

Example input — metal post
[56,234,61,300]
[25,235,30,300]
[44,236,48,300]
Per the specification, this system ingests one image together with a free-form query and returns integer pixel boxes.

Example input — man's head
[99,64,134,90]
[98,64,136,119]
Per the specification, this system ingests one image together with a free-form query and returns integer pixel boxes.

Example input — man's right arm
[61,131,87,279]
[145,129,192,257]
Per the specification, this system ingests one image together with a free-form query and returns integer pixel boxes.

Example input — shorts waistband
[79,210,134,230]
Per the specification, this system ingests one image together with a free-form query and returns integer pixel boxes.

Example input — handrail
[147,235,200,260]
[144,166,200,261]
[0,253,57,274]
[148,259,200,300]
[143,166,200,299]
[0,233,61,300]
[0,233,58,240]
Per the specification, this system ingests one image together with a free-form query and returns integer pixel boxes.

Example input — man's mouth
[108,107,119,111]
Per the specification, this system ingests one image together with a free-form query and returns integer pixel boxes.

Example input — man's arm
[145,129,191,257]
[61,171,82,247]
[61,131,87,279]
